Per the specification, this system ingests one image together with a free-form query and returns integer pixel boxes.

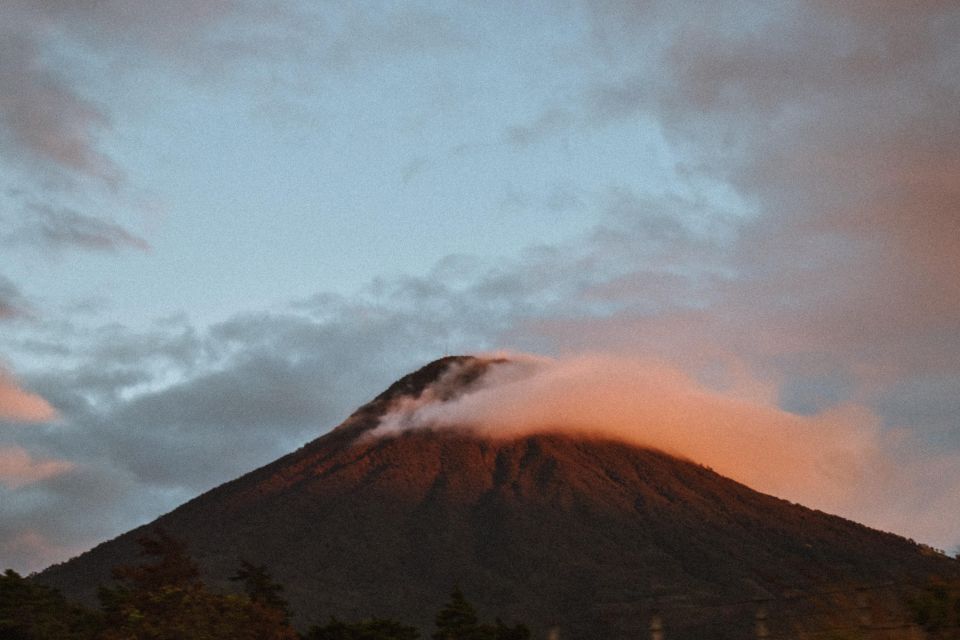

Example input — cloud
[371,354,960,544]
[0,464,169,573]
[0,30,119,186]
[0,371,58,423]
[477,2,960,425]
[0,292,507,573]
[371,355,881,507]
[3,1,241,73]
[0,293,502,570]
[0,446,73,489]
[0,276,31,320]
[2,203,149,253]
[580,1,960,367]
[504,108,576,147]
[0,530,77,576]
[0,0,295,229]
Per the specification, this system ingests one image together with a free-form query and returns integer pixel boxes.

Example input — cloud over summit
[372,355,960,546]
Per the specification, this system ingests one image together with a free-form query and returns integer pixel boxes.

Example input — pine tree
[99,528,297,640]
[432,588,495,640]
[230,559,291,622]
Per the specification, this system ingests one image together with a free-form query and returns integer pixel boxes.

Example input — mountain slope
[38,356,959,639]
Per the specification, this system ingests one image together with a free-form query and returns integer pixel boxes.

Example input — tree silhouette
[0,569,98,640]
[108,528,199,594]
[433,587,487,640]
[432,588,530,640]
[99,528,297,640]
[304,616,421,639]
[230,559,291,622]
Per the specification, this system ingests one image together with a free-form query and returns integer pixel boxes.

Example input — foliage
[433,587,484,640]
[1,538,532,640]
[492,619,530,640]
[0,569,99,640]
[432,588,529,640]
[98,528,298,640]
[304,616,421,640]
[231,559,292,622]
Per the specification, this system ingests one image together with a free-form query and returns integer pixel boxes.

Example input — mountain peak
[374,355,499,404]
[335,355,504,436]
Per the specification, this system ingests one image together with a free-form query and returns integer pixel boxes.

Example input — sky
[0,1,958,573]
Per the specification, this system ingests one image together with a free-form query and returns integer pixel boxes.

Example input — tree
[493,619,530,640]
[112,528,200,592]
[433,587,486,640]
[230,559,291,622]
[0,569,98,640]
[98,528,297,640]
[432,588,531,640]
[304,617,353,640]
[354,618,421,640]
[304,616,421,640]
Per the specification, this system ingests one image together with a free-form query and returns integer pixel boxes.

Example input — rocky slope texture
[38,356,959,639]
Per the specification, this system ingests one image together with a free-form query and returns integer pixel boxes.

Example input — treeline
[0,529,530,640]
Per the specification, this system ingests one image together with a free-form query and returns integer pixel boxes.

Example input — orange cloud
[0,446,74,489]
[372,355,960,544]
[0,372,58,423]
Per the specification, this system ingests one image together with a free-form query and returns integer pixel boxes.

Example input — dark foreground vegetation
[5,528,960,639]
[0,529,529,640]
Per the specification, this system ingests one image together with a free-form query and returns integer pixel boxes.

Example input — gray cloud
[0,0,288,189]
[0,464,179,573]
[0,284,512,571]
[0,276,31,320]
[4,0,238,68]
[504,108,576,147]
[2,203,149,253]
[527,1,960,382]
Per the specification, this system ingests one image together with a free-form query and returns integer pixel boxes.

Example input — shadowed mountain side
[37,357,960,639]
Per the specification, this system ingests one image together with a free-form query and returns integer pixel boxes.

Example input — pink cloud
[0,529,84,575]
[0,446,73,489]
[0,31,120,185]
[0,372,58,423]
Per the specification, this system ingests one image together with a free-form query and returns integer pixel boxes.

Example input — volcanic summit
[38,356,959,639]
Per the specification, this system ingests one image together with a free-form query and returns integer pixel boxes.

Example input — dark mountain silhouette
[38,356,959,639]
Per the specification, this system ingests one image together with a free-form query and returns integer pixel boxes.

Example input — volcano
[38,356,959,639]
